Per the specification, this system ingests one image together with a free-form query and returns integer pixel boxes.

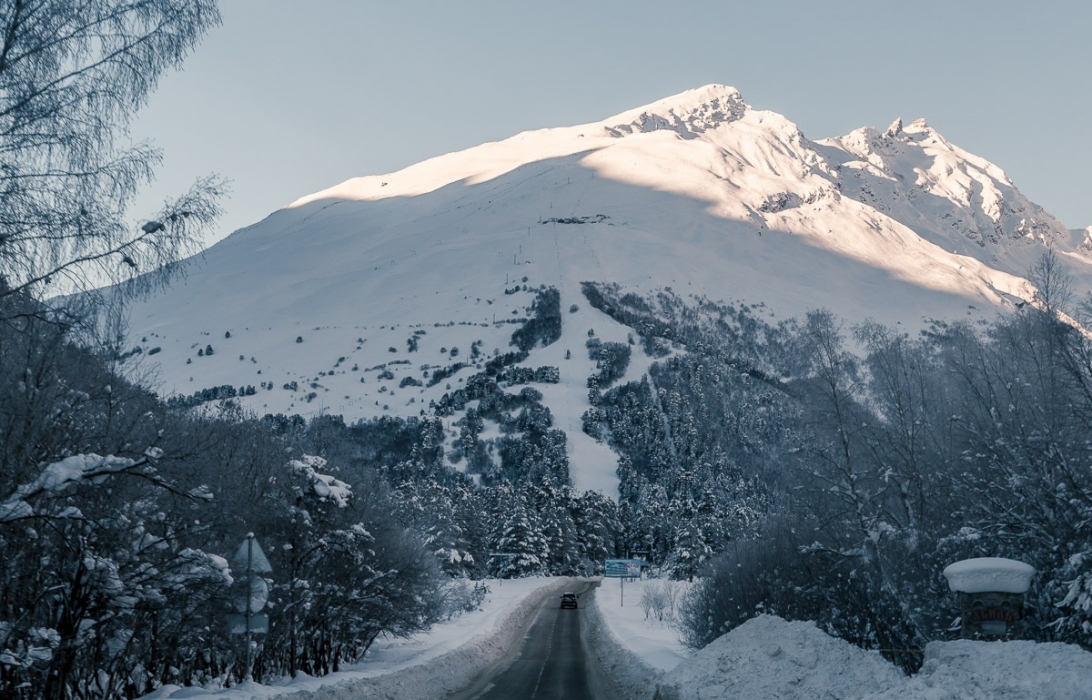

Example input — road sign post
[604,559,644,607]
[230,533,273,680]
[227,613,269,635]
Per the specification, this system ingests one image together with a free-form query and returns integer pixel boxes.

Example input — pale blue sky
[132,0,1091,246]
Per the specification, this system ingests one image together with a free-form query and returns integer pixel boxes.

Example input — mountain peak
[905,117,931,134]
[603,84,748,138]
[645,83,745,112]
[122,82,1089,456]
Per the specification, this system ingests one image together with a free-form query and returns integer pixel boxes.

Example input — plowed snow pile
[863,639,1092,700]
[660,616,902,699]
[658,616,1092,700]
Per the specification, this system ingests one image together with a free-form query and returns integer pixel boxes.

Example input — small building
[942,557,1035,640]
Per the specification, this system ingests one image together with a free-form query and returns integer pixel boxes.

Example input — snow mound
[655,616,1092,700]
[943,557,1035,594]
[863,639,1092,700]
[658,616,904,700]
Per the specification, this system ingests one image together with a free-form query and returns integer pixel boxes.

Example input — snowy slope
[119,84,1091,496]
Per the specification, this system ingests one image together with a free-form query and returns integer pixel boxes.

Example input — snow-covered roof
[942,557,1035,594]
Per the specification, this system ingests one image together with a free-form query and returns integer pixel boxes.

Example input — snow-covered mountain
[120,84,1091,494]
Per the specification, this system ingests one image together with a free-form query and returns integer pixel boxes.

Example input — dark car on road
[560,592,578,609]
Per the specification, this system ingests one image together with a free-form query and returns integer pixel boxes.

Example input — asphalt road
[450,580,618,700]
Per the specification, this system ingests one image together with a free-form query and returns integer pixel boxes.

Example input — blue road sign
[604,559,642,578]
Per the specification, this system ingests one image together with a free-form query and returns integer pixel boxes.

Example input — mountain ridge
[117,84,1092,494]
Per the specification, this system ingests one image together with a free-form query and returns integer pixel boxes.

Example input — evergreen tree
[488,484,547,578]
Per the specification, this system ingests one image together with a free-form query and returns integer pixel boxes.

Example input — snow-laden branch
[288,454,352,507]
[0,450,159,523]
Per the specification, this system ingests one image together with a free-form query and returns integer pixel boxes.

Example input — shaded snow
[593,577,691,673]
[581,581,675,700]
[138,580,1092,700]
[943,557,1036,594]
[660,616,904,699]
[603,614,1092,700]
[864,638,1092,700]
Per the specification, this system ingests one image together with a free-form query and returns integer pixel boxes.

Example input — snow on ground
[138,575,1092,700]
[650,615,1092,700]
[658,616,905,700]
[140,577,569,700]
[866,638,1092,700]
[588,579,1092,699]
[592,577,691,673]
[520,279,653,495]
[581,581,675,700]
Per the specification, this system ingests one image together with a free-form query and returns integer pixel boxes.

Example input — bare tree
[0,0,224,305]
[1028,249,1073,319]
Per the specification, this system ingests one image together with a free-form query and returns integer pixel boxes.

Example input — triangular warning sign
[232,535,273,574]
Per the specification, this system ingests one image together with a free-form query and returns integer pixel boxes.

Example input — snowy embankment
[656,616,1092,700]
[142,578,570,700]
[584,578,691,698]
[591,584,1092,700]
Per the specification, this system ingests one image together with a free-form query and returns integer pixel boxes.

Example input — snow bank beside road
[141,577,569,700]
[582,583,668,700]
[659,616,904,700]
[864,638,1092,700]
[593,577,690,672]
[655,615,1092,700]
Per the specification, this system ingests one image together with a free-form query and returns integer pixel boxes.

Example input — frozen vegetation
[135,578,568,700]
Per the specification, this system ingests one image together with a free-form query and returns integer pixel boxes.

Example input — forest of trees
[0,2,453,696]
[580,269,1092,670]
[9,261,1091,697]
[0,292,625,697]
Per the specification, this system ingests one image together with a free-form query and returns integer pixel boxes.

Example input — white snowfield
[117,84,1092,498]
[121,83,1092,428]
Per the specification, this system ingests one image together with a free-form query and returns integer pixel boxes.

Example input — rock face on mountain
[119,84,1090,492]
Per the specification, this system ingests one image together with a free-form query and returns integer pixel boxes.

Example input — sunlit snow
[119,84,1092,499]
